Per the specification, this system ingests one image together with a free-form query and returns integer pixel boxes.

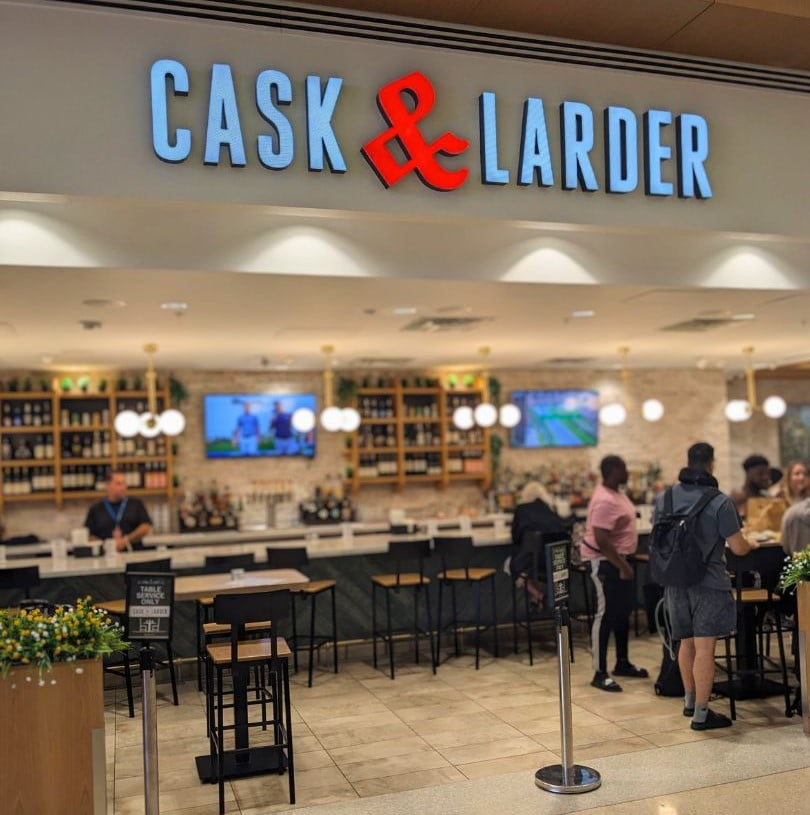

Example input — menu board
[544,540,570,607]
[125,572,174,641]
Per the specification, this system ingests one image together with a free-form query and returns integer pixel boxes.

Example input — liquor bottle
[32,402,42,426]
[22,401,32,426]
[44,434,54,459]
[34,436,45,460]
[1,403,11,427]
[102,432,111,457]
[92,432,102,458]
[43,402,52,427]
[12,405,22,427]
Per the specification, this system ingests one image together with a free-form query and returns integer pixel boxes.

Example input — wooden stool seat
[632,553,650,563]
[438,567,496,582]
[199,596,214,606]
[739,588,779,604]
[291,579,336,595]
[206,636,292,666]
[372,573,430,589]
[203,620,272,636]
[95,599,125,616]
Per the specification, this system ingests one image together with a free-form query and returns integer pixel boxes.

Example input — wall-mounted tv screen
[204,393,316,459]
[510,390,599,448]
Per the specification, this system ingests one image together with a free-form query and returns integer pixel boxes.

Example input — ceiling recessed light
[731,313,755,321]
[82,298,126,309]
[161,301,188,311]
[392,307,418,316]
[41,355,54,364]
[571,309,596,318]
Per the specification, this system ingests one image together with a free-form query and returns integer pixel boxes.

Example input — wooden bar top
[174,568,308,601]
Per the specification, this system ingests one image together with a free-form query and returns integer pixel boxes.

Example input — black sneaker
[691,709,732,731]
[591,673,623,692]
[612,661,649,678]
[683,707,694,717]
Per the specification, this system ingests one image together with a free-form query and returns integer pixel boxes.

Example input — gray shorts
[664,585,736,640]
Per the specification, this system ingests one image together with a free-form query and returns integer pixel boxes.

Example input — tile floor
[107,630,805,814]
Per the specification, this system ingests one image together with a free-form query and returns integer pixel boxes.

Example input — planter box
[0,659,107,814]
[798,582,810,736]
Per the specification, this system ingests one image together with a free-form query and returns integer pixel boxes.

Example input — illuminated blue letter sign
[256,70,294,170]
[676,114,712,199]
[478,92,509,185]
[150,59,191,163]
[604,106,638,194]
[560,102,598,191]
[518,98,553,187]
[205,64,246,167]
[643,109,674,196]
[306,76,347,173]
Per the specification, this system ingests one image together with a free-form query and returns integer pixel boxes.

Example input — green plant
[169,376,189,408]
[0,598,127,679]
[38,378,49,393]
[8,377,19,393]
[77,376,91,393]
[116,377,128,391]
[22,377,33,393]
[336,377,358,406]
[779,549,810,593]
[59,377,72,393]
[488,376,502,405]
[490,433,504,486]
[462,373,476,388]
[447,373,458,389]
[98,378,108,393]
[132,376,143,391]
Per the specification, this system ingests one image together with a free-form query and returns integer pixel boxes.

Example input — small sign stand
[126,572,175,815]
[535,541,602,795]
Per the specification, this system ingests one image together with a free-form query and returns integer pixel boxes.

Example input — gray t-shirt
[654,484,741,591]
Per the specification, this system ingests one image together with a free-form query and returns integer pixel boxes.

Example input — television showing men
[204,393,316,458]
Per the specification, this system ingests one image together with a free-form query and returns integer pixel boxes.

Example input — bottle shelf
[60,457,114,465]
[1,460,56,468]
[59,424,112,432]
[402,417,441,424]
[0,393,54,400]
[1,426,57,434]
[402,445,443,452]
[2,492,58,502]
[358,417,397,424]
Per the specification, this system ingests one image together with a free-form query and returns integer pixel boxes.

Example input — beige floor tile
[114,766,204,798]
[394,698,488,723]
[232,765,347,808]
[476,690,558,711]
[316,721,415,750]
[438,735,541,765]
[351,765,465,797]
[533,722,638,750]
[306,710,403,735]
[420,721,526,750]
[293,748,336,771]
[337,748,451,782]
[643,728,716,747]
[550,735,654,761]
[457,749,559,780]
[115,783,235,814]
[408,710,503,736]
[328,735,431,764]
[620,711,697,736]
[239,781,358,813]
[159,804,239,815]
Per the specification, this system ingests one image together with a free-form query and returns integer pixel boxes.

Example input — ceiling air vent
[660,317,736,332]
[402,316,492,332]
[350,357,414,367]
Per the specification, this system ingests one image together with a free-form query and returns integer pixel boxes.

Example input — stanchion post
[535,540,602,795]
[141,644,160,815]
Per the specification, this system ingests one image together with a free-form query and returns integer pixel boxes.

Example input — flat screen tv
[203,393,316,459]
[509,390,599,448]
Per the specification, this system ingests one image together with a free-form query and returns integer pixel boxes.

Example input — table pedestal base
[195,746,287,783]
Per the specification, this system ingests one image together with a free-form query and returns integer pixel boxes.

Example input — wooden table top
[174,569,309,601]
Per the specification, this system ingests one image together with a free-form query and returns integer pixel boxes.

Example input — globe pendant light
[724,346,786,423]
[451,346,521,430]
[291,407,316,433]
[301,345,362,433]
[600,347,629,427]
[113,343,186,439]
[641,398,665,422]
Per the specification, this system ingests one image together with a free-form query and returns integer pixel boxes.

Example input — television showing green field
[510,390,599,448]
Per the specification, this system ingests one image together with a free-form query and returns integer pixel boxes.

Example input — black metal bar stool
[196,553,257,691]
[510,531,574,666]
[371,539,435,679]
[434,536,499,669]
[0,565,48,607]
[266,547,338,687]
[204,590,295,814]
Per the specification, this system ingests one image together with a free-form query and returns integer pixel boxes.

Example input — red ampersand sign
[362,71,469,191]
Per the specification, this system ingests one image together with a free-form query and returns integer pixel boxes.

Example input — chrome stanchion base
[535,764,602,794]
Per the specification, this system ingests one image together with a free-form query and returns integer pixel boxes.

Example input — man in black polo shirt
[85,471,152,551]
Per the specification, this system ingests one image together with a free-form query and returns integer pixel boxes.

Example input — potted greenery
[0,599,126,812]
[7,377,20,393]
[116,376,128,392]
[77,375,91,394]
[38,378,50,393]
[22,377,33,393]
[98,378,108,393]
[59,376,73,393]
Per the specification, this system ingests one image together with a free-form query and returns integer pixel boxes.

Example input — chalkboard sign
[125,572,174,641]
[544,540,570,607]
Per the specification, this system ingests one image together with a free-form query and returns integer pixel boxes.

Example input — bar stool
[266,547,337,687]
[371,539,435,679]
[510,531,573,666]
[434,536,499,669]
[104,564,179,717]
[205,590,295,814]
[0,565,51,608]
[196,553,257,691]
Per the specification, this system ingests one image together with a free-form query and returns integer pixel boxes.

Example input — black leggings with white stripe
[589,560,635,674]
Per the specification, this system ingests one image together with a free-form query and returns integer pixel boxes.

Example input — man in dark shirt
[270,401,297,455]
[655,442,754,730]
[85,471,152,551]
[731,454,773,517]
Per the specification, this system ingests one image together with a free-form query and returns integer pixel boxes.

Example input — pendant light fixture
[724,346,786,422]
[114,343,186,438]
[599,347,665,426]
[294,345,361,433]
[451,347,522,430]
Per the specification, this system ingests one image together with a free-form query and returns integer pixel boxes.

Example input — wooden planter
[0,658,107,814]
[798,581,810,736]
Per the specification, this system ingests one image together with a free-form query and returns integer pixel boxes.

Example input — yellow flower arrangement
[0,597,127,678]
[779,548,810,593]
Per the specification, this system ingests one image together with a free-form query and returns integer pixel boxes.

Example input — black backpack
[653,599,684,697]
[649,486,720,587]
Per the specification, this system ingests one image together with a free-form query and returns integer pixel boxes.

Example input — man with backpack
[651,442,755,730]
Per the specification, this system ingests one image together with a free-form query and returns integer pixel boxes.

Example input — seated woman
[505,481,567,607]
[772,460,809,506]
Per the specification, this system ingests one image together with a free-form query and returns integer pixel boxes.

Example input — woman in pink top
[582,455,648,691]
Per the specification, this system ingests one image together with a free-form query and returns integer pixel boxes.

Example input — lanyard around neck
[103,498,128,526]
